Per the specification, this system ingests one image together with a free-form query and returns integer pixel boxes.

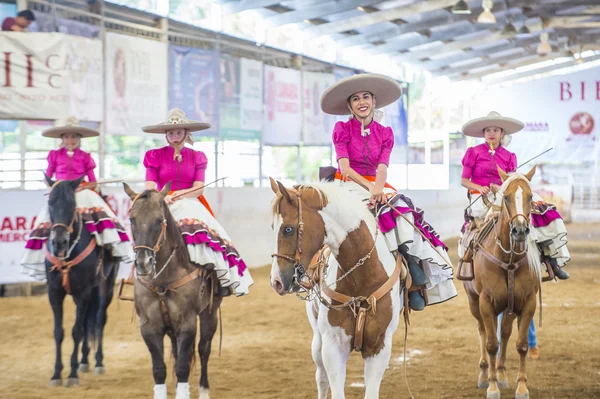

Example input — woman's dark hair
[17,10,36,21]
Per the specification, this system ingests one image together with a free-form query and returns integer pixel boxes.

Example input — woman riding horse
[22,116,132,276]
[320,73,457,310]
[459,111,570,280]
[141,108,253,297]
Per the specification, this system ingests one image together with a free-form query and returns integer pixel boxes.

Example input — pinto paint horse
[462,166,542,399]
[270,178,404,399]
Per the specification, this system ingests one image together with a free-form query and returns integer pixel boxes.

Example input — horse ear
[497,166,509,182]
[269,177,280,195]
[43,172,55,188]
[123,182,137,200]
[159,182,172,199]
[70,175,85,190]
[524,165,536,182]
[276,181,293,203]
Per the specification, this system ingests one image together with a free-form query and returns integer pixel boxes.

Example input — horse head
[497,165,536,243]
[45,173,84,259]
[269,178,327,296]
[124,182,172,277]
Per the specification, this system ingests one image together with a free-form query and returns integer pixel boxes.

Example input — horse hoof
[486,390,501,399]
[478,380,489,389]
[94,366,105,375]
[48,379,62,387]
[65,378,80,387]
[199,386,210,399]
[497,379,509,389]
[78,363,90,373]
[515,391,529,399]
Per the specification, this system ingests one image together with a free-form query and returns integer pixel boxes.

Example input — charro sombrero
[142,108,211,134]
[320,73,402,116]
[42,116,99,138]
[461,111,524,138]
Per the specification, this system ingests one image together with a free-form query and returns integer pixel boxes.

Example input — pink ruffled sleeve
[45,150,57,179]
[84,152,97,182]
[143,150,159,183]
[507,152,517,173]
[332,121,350,161]
[461,147,475,179]
[378,126,394,166]
[193,150,208,182]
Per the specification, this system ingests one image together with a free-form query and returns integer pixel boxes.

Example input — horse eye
[284,226,294,235]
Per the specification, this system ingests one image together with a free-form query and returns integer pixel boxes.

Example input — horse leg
[141,325,168,399]
[94,261,116,375]
[79,290,94,374]
[480,295,501,399]
[466,289,488,389]
[66,290,92,387]
[515,296,536,399]
[197,297,222,399]
[363,336,393,399]
[175,323,197,399]
[497,311,517,389]
[48,287,66,387]
[307,301,329,399]
[321,330,352,399]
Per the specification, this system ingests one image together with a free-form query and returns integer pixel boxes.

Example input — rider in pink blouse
[321,73,457,311]
[460,111,570,280]
[46,147,97,183]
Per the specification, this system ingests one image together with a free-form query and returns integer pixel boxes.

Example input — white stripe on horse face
[270,215,283,285]
[514,186,526,223]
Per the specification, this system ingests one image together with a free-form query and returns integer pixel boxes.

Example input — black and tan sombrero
[320,73,402,116]
[462,111,524,138]
[142,108,211,134]
[42,116,99,138]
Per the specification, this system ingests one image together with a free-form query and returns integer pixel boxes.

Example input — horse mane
[499,173,542,282]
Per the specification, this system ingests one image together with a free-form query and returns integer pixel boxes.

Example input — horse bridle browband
[271,189,306,291]
[130,191,174,279]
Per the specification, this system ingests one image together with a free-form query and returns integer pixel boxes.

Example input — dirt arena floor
[1,223,599,399]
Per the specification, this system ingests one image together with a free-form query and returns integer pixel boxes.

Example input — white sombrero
[320,73,402,116]
[42,116,99,138]
[142,108,211,134]
[462,111,524,138]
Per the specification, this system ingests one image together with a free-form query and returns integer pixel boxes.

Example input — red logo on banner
[569,112,595,135]
[0,216,37,243]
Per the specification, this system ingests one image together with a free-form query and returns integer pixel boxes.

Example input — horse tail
[86,285,100,349]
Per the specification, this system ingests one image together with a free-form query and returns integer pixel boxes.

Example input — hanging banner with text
[475,66,600,164]
[302,71,336,146]
[169,45,219,137]
[263,65,301,146]
[105,32,168,136]
[0,32,103,121]
[219,56,263,140]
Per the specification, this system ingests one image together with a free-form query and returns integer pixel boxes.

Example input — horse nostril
[525,228,530,235]
[511,227,518,235]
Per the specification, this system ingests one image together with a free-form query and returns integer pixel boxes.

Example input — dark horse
[44,175,118,387]
[124,183,221,399]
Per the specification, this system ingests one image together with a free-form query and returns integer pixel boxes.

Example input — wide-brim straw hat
[142,108,211,134]
[462,111,524,138]
[42,116,99,138]
[320,73,402,116]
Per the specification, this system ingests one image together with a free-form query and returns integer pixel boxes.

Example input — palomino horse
[270,178,403,399]
[44,175,119,387]
[124,183,221,399]
[463,166,542,399]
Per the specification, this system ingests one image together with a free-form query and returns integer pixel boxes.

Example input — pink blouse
[332,118,394,176]
[143,146,208,191]
[461,143,517,187]
[46,148,97,182]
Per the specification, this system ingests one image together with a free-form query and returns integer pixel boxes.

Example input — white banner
[302,71,336,146]
[240,58,263,132]
[0,33,103,121]
[0,188,133,285]
[105,32,168,136]
[475,66,600,164]
[263,65,302,146]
